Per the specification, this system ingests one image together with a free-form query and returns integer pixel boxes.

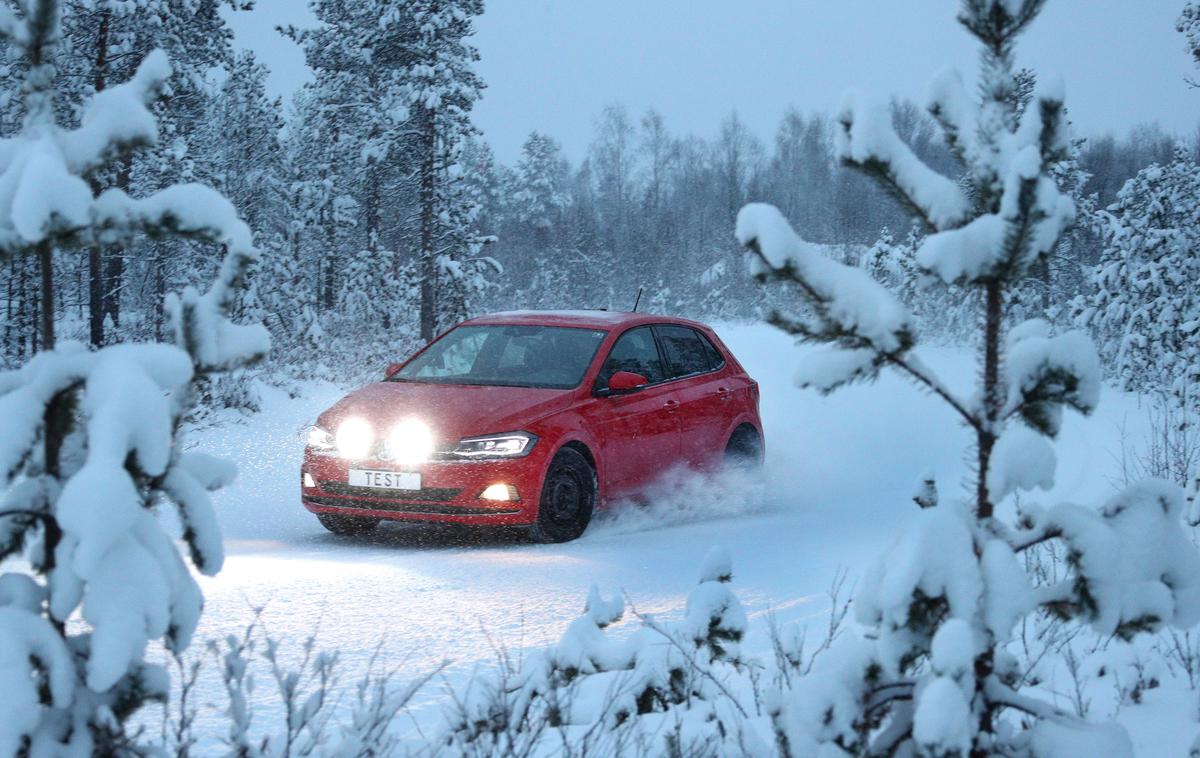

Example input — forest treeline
[0,0,1195,401]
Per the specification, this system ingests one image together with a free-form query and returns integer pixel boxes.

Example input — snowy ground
[160,322,1188,753]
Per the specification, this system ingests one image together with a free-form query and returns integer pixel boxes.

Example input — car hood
[317,381,576,443]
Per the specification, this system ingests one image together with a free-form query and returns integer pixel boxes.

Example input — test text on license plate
[348,469,421,490]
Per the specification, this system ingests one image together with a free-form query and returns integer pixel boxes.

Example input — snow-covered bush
[0,1,267,752]
[161,613,436,757]
[737,1,1200,754]
[441,547,763,756]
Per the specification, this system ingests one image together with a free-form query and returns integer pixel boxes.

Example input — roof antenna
[631,286,644,313]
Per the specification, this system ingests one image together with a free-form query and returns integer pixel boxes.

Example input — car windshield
[391,325,608,389]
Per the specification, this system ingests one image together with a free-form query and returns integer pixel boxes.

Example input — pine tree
[737,1,1200,754]
[0,0,267,750]
[285,0,411,336]
[402,0,489,341]
[1076,145,1200,406]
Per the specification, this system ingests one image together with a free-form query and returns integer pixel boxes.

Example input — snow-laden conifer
[1075,146,1200,407]
[1180,2,1200,84]
[0,1,265,751]
[737,1,1200,754]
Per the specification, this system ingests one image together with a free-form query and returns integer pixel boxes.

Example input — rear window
[657,325,723,379]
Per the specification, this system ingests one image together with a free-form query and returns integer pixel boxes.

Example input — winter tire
[724,426,763,470]
[530,448,596,543]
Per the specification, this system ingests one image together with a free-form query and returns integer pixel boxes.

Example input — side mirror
[384,362,404,379]
[603,370,649,396]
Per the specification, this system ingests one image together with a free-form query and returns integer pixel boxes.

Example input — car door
[580,326,682,498]
[654,325,731,469]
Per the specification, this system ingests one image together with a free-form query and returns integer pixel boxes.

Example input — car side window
[699,332,726,371]
[657,325,719,379]
[597,327,666,387]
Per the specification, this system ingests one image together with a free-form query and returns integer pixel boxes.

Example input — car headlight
[450,431,538,459]
[335,417,374,460]
[387,419,434,464]
[307,425,335,453]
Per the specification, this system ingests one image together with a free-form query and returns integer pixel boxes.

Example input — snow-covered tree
[1075,145,1200,406]
[737,1,1200,754]
[506,131,576,307]
[58,0,246,347]
[0,1,267,751]
[284,0,417,340]
[514,131,571,233]
[1180,2,1200,85]
[860,226,920,311]
[402,0,491,341]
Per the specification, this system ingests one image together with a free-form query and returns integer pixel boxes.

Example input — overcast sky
[228,0,1198,165]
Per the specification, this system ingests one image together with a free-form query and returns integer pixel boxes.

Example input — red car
[301,311,763,542]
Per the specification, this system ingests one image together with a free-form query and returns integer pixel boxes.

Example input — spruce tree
[1076,145,1200,407]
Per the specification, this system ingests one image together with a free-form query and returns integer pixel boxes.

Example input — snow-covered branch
[60,49,171,175]
[835,94,972,232]
[737,203,919,394]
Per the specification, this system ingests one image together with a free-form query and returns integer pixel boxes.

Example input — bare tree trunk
[4,260,13,360]
[38,240,54,350]
[87,9,111,347]
[418,110,438,343]
[152,250,166,340]
[320,127,338,312]
[101,156,131,332]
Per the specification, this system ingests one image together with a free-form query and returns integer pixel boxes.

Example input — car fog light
[479,483,519,501]
[302,472,316,488]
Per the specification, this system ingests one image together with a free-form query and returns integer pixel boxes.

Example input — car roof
[463,310,711,332]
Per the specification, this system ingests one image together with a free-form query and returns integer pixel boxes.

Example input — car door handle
[663,399,680,413]
[715,387,732,400]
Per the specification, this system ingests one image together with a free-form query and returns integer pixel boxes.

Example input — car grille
[305,495,520,517]
[320,481,463,501]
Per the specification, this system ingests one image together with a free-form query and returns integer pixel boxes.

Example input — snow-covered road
[175,322,1146,742]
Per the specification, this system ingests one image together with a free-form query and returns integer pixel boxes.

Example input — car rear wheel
[531,448,595,543]
[317,513,379,536]
[724,426,763,470]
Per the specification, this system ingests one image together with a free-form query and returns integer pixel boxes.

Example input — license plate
[348,469,421,490]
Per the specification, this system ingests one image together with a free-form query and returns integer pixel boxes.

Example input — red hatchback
[301,311,763,542]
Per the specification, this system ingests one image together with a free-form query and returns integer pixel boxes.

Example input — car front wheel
[317,512,379,536]
[530,448,595,543]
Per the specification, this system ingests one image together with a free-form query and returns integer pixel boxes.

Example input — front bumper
[300,447,548,526]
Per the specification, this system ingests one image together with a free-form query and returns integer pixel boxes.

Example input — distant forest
[0,0,1193,393]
